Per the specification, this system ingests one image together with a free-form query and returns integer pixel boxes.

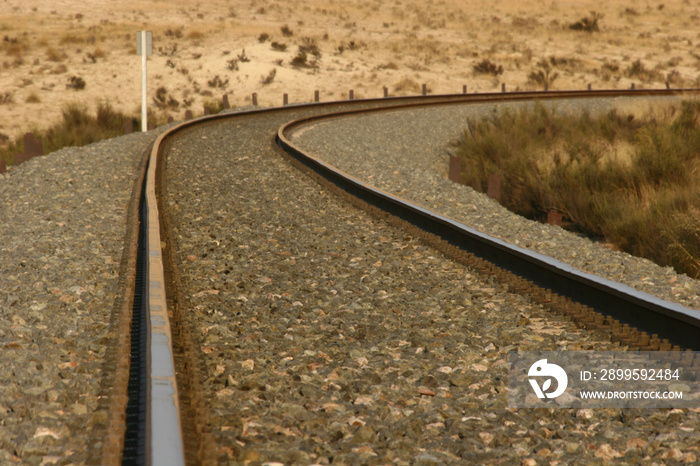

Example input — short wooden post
[501,83,506,93]
[630,82,636,90]
[0,159,6,174]
[24,133,42,158]
[665,81,670,89]
[222,94,230,109]
[422,83,427,96]
[487,174,502,201]
[252,93,258,106]
[185,110,193,120]
[349,89,354,100]
[203,106,210,116]
[14,153,28,165]
[448,156,462,183]
[167,116,174,124]
[547,210,563,226]
[463,85,467,94]
[283,93,288,106]
[588,83,592,91]
[314,90,319,102]
[125,120,134,134]
[383,87,388,98]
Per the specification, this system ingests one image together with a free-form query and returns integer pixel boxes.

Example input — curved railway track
[112,88,700,463]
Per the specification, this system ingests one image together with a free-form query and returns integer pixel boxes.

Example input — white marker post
[137,31,153,132]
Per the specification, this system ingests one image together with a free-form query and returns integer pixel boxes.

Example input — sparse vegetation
[473,59,503,76]
[45,46,63,62]
[258,33,269,43]
[25,93,40,103]
[0,92,14,104]
[68,76,86,90]
[271,41,287,52]
[299,37,321,58]
[451,101,700,278]
[0,102,139,165]
[569,11,603,32]
[153,86,179,110]
[203,99,224,115]
[625,59,663,83]
[291,51,310,68]
[237,49,250,62]
[207,75,229,89]
[226,58,239,71]
[281,24,293,37]
[528,59,559,90]
[260,68,277,85]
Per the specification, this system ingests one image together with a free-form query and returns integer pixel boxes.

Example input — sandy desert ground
[1,0,699,140]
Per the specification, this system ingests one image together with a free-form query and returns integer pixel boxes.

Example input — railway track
[112,88,700,463]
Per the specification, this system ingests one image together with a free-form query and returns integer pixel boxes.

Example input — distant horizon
[2,0,698,141]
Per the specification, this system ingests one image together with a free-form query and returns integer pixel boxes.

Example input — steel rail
[134,87,699,462]
[275,89,700,350]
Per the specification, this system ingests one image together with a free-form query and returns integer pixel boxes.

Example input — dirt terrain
[1,0,698,138]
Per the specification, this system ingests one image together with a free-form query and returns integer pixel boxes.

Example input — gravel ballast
[289,95,700,311]
[164,99,700,464]
[0,131,160,464]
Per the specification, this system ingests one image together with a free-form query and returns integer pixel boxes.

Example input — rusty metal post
[422,83,427,96]
[487,174,502,201]
[448,156,462,183]
[252,92,258,106]
[349,89,354,100]
[185,110,193,120]
[314,90,319,102]
[283,93,288,106]
[383,87,388,98]
[222,94,230,109]
[547,210,563,226]
[0,159,5,174]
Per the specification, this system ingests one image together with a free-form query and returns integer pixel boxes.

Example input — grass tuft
[0,102,140,165]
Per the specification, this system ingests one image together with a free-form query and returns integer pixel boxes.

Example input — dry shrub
[569,12,603,32]
[45,46,63,62]
[260,68,276,85]
[393,76,421,94]
[473,59,503,76]
[451,101,700,277]
[0,102,138,164]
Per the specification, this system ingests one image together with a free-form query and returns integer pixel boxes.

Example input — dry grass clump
[569,11,603,32]
[393,76,421,94]
[451,100,700,278]
[0,102,137,165]
[473,59,503,76]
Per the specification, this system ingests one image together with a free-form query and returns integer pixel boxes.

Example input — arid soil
[1,0,699,139]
